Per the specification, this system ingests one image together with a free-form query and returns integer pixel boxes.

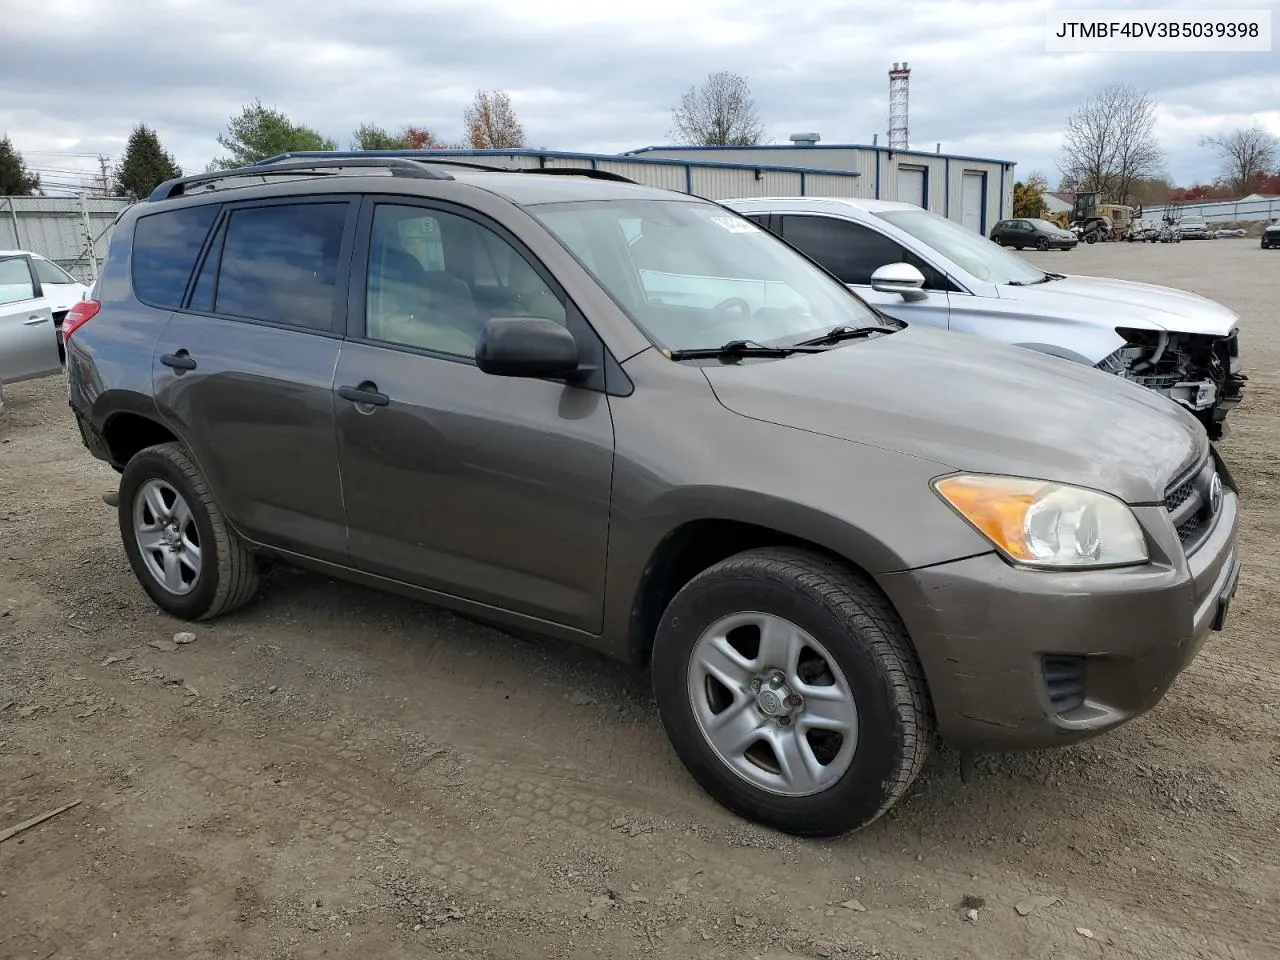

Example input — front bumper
[877,489,1239,751]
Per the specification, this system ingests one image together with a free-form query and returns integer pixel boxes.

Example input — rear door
[776,214,952,329]
[149,196,355,564]
[0,254,60,383]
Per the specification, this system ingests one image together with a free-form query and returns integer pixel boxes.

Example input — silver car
[725,197,1246,439]
[1,251,65,394]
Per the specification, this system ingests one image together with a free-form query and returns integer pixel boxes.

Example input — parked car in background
[725,197,1247,439]
[0,251,63,386]
[1261,221,1280,249]
[1178,219,1211,240]
[64,153,1241,838]
[1212,228,1247,239]
[989,218,1078,250]
[0,249,89,361]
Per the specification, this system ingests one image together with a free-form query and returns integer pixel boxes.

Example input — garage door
[896,166,927,207]
[961,172,985,232]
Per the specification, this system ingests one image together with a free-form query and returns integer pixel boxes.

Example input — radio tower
[888,61,910,150]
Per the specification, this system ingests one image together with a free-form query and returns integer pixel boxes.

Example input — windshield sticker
[709,216,761,234]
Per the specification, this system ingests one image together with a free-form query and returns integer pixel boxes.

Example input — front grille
[1042,656,1086,714]
[1164,454,1221,551]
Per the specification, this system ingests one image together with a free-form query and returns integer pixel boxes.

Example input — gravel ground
[1,237,1277,960]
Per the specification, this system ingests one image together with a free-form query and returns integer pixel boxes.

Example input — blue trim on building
[874,151,881,199]
[800,171,806,196]
[589,157,598,169]
[685,165,693,194]
[626,142,1016,167]
[318,147,862,179]
[981,172,990,235]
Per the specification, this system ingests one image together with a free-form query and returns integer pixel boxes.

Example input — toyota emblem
[1209,473,1223,513]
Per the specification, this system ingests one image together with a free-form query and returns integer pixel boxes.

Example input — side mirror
[475,317,583,380]
[870,262,928,302]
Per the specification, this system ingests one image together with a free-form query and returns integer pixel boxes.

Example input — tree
[1201,126,1279,196]
[463,91,525,149]
[112,123,181,199]
[351,123,409,151]
[670,71,765,146]
[402,126,460,150]
[0,136,41,196]
[1012,171,1048,218]
[1058,83,1165,205]
[212,99,337,169]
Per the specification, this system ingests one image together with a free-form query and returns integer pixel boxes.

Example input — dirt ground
[2,237,1278,960]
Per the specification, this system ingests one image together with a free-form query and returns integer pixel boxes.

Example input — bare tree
[463,90,526,149]
[670,71,765,146]
[1058,83,1165,205]
[1201,126,1279,196]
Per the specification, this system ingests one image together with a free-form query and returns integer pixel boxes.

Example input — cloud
[3,0,1277,193]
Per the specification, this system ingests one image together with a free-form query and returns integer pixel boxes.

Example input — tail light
[62,299,101,340]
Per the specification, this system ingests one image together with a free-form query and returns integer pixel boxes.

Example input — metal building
[0,195,131,281]
[624,141,1015,233]
[409,148,865,202]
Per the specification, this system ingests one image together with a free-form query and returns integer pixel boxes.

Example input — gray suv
[65,153,1241,838]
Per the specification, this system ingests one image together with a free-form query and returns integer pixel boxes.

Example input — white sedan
[0,250,89,388]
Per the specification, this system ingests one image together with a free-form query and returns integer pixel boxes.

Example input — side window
[33,258,77,286]
[781,215,925,287]
[364,204,565,358]
[0,257,37,305]
[214,202,348,331]
[131,204,222,308]
[188,219,227,313]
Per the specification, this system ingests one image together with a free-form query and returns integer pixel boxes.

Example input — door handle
[23,315,48,325]
[161,350,197,371]
[338,382,390,407]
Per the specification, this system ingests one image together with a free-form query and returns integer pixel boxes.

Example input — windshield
[874,208,1045,285]
[528,199,886,352]
[1027,219,1064,232]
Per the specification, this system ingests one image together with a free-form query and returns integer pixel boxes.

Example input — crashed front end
[1096,327,1246,440]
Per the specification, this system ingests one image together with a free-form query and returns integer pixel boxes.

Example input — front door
[334,198,615,633]
[777,214,952,330]
[0,255,59,383]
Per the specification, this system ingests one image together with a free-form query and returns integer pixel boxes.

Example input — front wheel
[651,547,933,837]
[1036,238,1050,251]
[118,442,260,620]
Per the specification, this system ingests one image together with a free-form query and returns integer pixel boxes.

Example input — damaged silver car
[725,198,1247,439]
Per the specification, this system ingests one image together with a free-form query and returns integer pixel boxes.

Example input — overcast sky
[5,0,1278,195]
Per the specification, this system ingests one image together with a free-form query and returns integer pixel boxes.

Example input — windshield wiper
[666,339,828,361]
[1008,272,1066,287]
[793,324,899,347]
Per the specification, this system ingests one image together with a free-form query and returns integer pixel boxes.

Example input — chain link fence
[0,195,134,283]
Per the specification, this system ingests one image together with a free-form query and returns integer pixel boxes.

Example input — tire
[118,442,260,620]
[650,546,933,838]
[1036,238,1049,251]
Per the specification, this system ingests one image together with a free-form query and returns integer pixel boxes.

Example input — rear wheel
[118,442,260,620]
[651,547,933,837]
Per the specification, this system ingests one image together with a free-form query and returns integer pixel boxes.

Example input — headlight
[933,474,1148,569]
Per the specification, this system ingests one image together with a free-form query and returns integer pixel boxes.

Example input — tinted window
[131,204,222,308]
[781,215,948,289]
[188,219,225,313]
[214,203,348,331]
[33,258,77,285]
[364,204,564,356]
[0,257,36,305]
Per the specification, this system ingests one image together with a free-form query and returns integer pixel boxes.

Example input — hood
[703,325,1206,504]
[1264,223,1280,233]
[998,274,1239,337]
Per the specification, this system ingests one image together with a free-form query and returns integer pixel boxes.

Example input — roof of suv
[142,154,690,209]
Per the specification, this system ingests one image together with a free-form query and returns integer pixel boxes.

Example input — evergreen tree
[0,136,41,196]
[113,123,182,199]
[212,100,337,169]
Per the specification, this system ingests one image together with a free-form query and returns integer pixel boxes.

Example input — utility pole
[98,154,110,196]
[77,192,99,281]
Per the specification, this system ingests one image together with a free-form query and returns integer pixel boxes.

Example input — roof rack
[147,156,454,202]
[254,151,640,184]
